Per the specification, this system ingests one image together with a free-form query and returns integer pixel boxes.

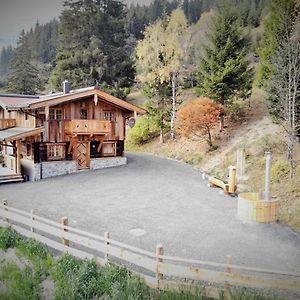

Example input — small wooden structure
[0,84,145,181]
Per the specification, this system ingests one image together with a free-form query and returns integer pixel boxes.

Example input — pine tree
[50,0,135,97]
[197,2,253,130]
[258,0,297,86]
[7,31,41,95]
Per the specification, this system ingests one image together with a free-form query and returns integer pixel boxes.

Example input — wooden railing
[64,120,112,135]
[0,202,299,299]
[0,119,16,130]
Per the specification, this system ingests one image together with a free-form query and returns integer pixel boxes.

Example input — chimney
[63,80,71,94]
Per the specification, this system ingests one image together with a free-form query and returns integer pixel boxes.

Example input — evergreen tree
[197,2,253,130]
[50,0,135,97]
[257,0,297,86]
[7,31,41,95]
[0,46,14,77]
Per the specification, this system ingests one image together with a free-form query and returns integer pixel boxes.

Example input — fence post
[156,244,164,290]
[104,231,110,263]
[30,209,35,233]
[2,199,8,224]
[224,255,232,299]
[61,216,69,247]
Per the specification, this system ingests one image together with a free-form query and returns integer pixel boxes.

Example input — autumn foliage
[177,98,223,146]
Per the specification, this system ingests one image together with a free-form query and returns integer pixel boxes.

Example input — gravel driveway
[0,153,299,273]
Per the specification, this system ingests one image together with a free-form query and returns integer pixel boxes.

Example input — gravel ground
[0,152,299,273]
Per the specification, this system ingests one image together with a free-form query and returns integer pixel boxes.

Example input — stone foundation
[90,156,127,170]
[35,160,77,180]
[32,157,127,181]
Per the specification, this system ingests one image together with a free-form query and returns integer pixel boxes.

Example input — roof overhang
[0,127,44,142]
[28,88,146,115]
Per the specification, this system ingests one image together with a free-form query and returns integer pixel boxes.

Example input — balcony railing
[64,120,113,135]
[0,119,16,130]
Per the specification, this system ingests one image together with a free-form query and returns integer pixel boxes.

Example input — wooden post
[228,166,237,194]
[30,209,35,233]
[2,199,8,223]
[15,140,21,174]
[265,152,272,201]
[44,105,49,141]
[104,231,110,263]
[236,148,245,179]
[61,217,69,247]
[156,244,164,289]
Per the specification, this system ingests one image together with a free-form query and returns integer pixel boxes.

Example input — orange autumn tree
[177,97,223,146]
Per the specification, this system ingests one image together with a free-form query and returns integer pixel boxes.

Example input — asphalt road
[0,153,299,273]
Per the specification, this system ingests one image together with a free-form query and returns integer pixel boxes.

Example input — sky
[0,0,152,49]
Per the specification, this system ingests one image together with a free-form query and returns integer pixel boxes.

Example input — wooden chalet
[0,82,145,182]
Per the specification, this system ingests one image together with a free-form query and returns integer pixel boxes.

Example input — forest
[0,0,299,229]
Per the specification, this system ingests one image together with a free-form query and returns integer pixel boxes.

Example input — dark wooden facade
[0,87,145,176]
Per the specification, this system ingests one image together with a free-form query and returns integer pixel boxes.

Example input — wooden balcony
[0,119,16,130]
[64,120,113,135]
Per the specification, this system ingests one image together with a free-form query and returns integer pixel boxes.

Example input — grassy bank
[0,227,276,300]
[126,88,300,232]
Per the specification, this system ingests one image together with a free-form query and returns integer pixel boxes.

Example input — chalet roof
[0,127,44,142]
[0,94,40,110]
[0,87,146,114]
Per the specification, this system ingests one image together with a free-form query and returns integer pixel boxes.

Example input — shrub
[127,116,160,145]
[185,153,203,165]
[271,159,290,183]
[177,98,223,146]
[0,227,21,250]
[226,100,245,122]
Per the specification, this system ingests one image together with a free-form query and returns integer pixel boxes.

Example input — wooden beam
[16,140,21,174]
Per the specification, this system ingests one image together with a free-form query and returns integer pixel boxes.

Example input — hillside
[126,87,300,232]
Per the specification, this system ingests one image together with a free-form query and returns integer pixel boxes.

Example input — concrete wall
[90,157,127,170]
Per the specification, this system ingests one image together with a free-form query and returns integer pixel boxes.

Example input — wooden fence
[0,201,299,299]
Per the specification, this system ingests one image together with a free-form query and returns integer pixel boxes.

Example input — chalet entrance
[74,141,90,169]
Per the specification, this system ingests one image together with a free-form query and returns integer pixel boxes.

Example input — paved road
[0,153,299,272]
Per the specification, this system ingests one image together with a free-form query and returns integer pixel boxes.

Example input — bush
[226,100,245,122]
[184,153,203,165]
[271,159,290,183]
[0,227,21,250]
[127,116,160,145]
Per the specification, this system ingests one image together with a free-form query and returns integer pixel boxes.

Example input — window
[80,109,88,120]
[25,113,28,120]
[47,144,65,161]
[49,109,62,120]
[104,111,115,121]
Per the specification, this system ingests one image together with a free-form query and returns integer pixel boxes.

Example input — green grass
[0,227,280,300]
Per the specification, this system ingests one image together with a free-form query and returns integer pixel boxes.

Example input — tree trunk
[170,72,177,140]
[207,126,213,147]
[160,115,164,144]
[219,114,224,132]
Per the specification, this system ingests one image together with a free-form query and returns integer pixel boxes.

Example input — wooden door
[74,141,90,169]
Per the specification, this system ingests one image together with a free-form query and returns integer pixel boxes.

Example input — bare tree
[269,18,300,179]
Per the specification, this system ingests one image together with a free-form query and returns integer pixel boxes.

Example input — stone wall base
[32,157,127,181]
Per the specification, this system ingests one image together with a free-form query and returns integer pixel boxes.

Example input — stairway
[0,173,24,184]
